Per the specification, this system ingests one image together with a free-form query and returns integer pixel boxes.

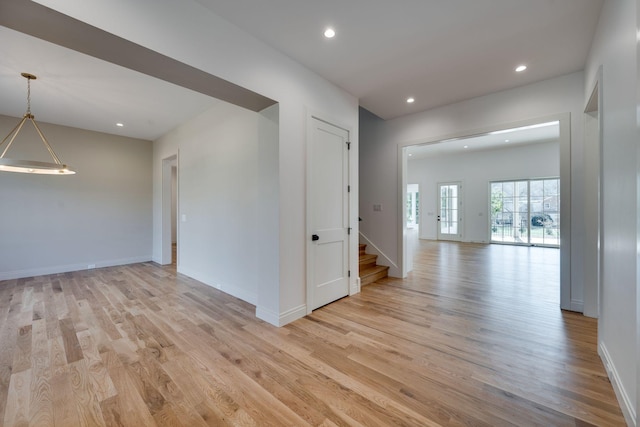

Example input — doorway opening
[406,183,420,272]
[161,155,177,266]
[398,114,571,310]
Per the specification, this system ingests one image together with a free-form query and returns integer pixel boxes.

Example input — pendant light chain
[26,76,31,116]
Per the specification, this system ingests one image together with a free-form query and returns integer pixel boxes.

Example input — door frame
[161,154,178,265]
[306,113,356,314]
[398,112,571,310]
[583,66,603,318]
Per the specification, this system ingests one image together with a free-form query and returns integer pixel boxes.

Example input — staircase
[359,244,389,286]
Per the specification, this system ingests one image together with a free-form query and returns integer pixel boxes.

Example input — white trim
[0,256,152,281]
[256,306,279,326]
[569,300,584,312]
[279,304,307,326]
[178,266,257,306]
[583,66,602,319]
[351,277,361,295]
[359,231,400,277]
[599,342,636,426]
[256,304,306,327]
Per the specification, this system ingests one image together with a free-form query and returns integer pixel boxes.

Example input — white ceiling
[0,0,603,140]
[0,26,219,141]
[196,0,603,119]
[406,120,560,159]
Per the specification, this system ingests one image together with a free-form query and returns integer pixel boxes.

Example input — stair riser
[359,260,377,270]
[361,269,389,286]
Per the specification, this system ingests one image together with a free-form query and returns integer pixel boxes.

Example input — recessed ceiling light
[505,139,510,142]
[116,123,124,127]
[408,153,413,157]
[324,28,335,38]
[406,97,415,104]
[515,65,527,72]
[463,145,469,149]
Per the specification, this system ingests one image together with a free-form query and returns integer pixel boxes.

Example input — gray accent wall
[0,114,153,279]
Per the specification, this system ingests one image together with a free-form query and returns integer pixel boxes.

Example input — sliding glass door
[490,178,559,246]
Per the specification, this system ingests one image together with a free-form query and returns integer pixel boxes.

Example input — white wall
[637,0,640,422]
[44,0,362,325]
[408,141,559,243]
[585,0,638,423]
[155,102,262,305]
[0,114,152,279]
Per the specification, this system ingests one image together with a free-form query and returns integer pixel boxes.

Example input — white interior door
[437,182,462,241]
[308,118,350,311]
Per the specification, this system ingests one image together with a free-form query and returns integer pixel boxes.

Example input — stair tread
[359,253,377,262]
[359,265,389,277]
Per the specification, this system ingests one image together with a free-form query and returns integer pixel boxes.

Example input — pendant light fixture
[0,73,75,175]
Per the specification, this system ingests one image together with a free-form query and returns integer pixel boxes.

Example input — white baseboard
[599,342,636,426]
[0,256,152,281]
[278,304,306,326]
[569,300,584,313]
[256,304,306,327]
[351,278,361,295]
[177,267,258,306]
[255,306,279,326]
[163,266,307,328]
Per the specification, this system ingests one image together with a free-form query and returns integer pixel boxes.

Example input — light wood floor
[0,240,626,426]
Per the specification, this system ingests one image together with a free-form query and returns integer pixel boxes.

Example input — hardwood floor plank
[28,320,53,427]
[68,359,107,426]
[12,325,32,374]
[77,330,117,402]
[0,241,627,426]
[48,336,67,378]
[197,323,335,426]
[59,318,84,364]
[161,356,237,420]
[3,369,30,427]
[99,395,127,427]
[102,351,157,427]
[0,282,19,424]
[185,328,317,425]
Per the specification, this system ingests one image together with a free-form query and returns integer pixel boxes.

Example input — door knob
[312,234,319,241]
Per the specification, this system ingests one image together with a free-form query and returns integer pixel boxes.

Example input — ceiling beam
[0,0,277,113]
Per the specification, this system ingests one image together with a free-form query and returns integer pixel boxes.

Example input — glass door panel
[490,178,559,247]
[437,182,462,241]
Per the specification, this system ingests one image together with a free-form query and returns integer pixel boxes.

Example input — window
[490,178,559,246]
